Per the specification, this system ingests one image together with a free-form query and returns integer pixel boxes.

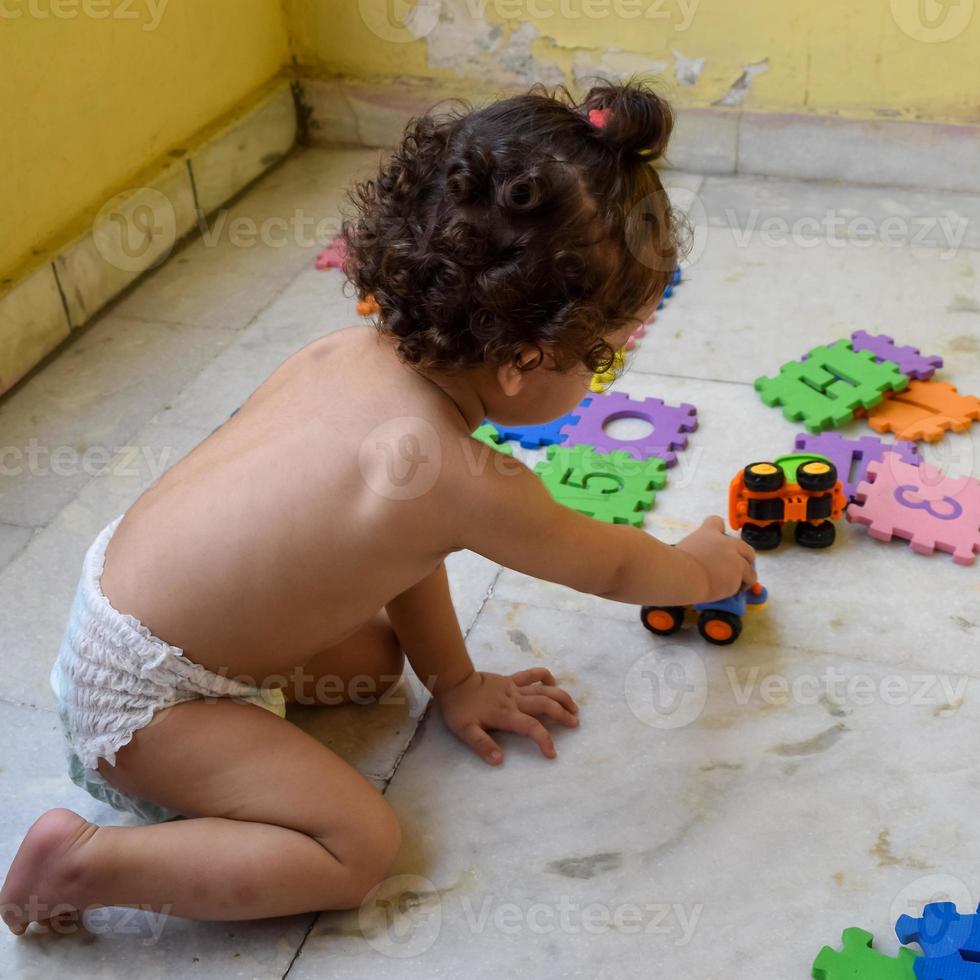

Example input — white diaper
[50,514,286,823]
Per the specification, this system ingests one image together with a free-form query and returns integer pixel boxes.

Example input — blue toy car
[640,582,769,646]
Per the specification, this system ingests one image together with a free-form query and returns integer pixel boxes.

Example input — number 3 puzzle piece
[813,927,919,980]
[534,444,667,526]
[848,453,980,565]
[865,380,980,442]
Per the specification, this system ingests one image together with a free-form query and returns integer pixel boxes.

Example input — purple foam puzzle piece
[489,398,591,449]
[794,432,923,500]
[560,391,697,466]
[851,330,943,380]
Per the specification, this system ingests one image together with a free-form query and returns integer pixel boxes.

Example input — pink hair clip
[588,107,612,129]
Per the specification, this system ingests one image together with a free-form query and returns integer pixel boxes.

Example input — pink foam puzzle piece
[316,235,347,270]
[848,453,980,566]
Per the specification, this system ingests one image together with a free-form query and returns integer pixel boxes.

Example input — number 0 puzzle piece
[813,927,919,980]
[535,444,667,526]
[561,391,698,465]
[756,340,909,433]
[865,381,980,442]
[851,330,943,381]
[848,453,980,565]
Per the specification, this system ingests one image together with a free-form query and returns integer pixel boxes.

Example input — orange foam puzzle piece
[866,380,980,442]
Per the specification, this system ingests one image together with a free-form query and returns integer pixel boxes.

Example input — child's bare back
[2,80,756,936]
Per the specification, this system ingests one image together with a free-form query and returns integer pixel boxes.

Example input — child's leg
[282,612,407,707]
[0,697,400,931]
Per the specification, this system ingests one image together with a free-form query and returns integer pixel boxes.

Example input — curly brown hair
[342,79,681,375]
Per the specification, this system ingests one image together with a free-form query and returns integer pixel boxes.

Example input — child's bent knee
[318,800,401,907]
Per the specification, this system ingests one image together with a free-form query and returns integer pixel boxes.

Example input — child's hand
[676,516,757,601]
[437,668,579,765]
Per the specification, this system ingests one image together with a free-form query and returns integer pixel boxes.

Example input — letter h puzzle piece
[848,453,980,565]
[813,927,919,980]
[534,444,667,526]
[757,340,909,433]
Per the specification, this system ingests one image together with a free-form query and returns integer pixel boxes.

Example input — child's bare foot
[0,808,98,935]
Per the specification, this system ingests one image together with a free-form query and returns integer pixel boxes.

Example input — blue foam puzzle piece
[913,952,980,980]
[487,398,591,449]
[898,904,980,960]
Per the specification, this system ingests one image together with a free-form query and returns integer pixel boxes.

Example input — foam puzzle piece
[756,340,909,433]
[813,927,919,980]
[912,953,980,980]
[851,330,944,381]
[848,453,980,565]
[471,424,514,456]
[590,350,626,394]
[625,323,646,351]
[657,265,682,309]
[535,444,667,526]
[897,903,980,960]
[315,235,347,270]
[865,380,980,442]
[561,392,698,466]
[794,432,923,499]
[488,398,590,449]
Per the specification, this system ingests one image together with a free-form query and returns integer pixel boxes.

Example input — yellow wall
[289,0,980,123]
[0,0,291,279]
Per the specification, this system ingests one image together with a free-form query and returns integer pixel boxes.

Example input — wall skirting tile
[0,265,71,394]
[1,81,297,398]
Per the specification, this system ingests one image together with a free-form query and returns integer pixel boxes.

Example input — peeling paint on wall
[672,49,705,86]
[572,49,670,90]
[422,1,564,87]
[714,59,770,107]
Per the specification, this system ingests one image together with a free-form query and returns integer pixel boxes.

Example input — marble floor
[1,146,978,980]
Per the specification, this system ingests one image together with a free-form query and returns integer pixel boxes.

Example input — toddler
[1,80,755,933]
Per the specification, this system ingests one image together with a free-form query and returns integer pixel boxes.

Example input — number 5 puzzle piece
[813,927,919,980]
[848,453,980,565]
[534,444,667,526]
[865,380,980,442]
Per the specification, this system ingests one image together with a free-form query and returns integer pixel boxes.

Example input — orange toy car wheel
[640,606,685,636]
[697,611,743,646]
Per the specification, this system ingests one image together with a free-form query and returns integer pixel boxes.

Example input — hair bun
[582,80,673,161]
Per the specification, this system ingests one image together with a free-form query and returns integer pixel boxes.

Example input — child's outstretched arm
[451,455,756,607]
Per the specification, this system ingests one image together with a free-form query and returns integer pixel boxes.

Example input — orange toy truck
[729,453,847,551]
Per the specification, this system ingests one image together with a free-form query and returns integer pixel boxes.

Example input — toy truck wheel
[747,497,785,522]
[794,520,836,548]
[697,611,743,646]
[797,459,838,492]
[805,494,834,520]
[741,522,782,550]
[641,605,686,635]
[744,462,785,492]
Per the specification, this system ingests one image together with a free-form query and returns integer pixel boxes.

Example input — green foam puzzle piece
[534,444,666,526]
[813,928,919,980]
[471,424,514,456]
[756,340,910,433]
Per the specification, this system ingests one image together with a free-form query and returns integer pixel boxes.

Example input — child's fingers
[463,723,504,766]
[517,683,578,714]
[510,667,556,687]
[505,711,557,759]
[701,515,726,534]
[517,694,579,728]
